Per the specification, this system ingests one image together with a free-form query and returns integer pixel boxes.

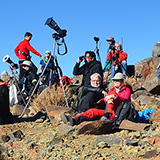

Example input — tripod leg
[54,56,69,108]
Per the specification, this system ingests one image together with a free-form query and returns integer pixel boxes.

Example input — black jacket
[73,60,103,86]
[0,81,13,124]
[18,70,39,96]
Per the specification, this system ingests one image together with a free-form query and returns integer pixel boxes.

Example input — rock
[77,120,112,135]
[96,135,122,145]
[136,95,154,105]
[96,141,110,149]
[125,139,139,146]
[152,42,160,57]
[46,105,71,122]
[143,149,157,158]
[0,128,7,136]
[119,120,150,131]
[132,90,152,100]
[56,124,75,136]
[142,76,160,94]
[12,104,30,116]
[143,137,160,146]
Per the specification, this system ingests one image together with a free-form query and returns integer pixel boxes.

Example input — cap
[106,37,115,42]
[45,50,51,54]
[21,60,32,67]
[112,72,124,80]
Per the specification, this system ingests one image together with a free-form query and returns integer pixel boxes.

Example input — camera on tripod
[94,37,99,42]
[45,17,67,38]
[3,55,18,69]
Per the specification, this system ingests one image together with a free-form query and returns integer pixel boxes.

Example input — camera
[45,17,67,38]
[21,51,31,60]
[94,37,99,42]
[79,56,85,61]
[109,45,115,52]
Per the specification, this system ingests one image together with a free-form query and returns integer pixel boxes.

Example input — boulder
[45,105,71,122]
[77,120,112,135]
[142,75,160,94]
[135,57,159,80]
[152,42,160,57]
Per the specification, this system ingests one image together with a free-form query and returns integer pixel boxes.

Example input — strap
[57,38,68,55]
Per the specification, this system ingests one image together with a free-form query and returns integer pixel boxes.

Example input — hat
[2,70,8,76]
[45,50,51,54]
[21,60,32,67]
[112,72,124,80]
[106,37,115,42]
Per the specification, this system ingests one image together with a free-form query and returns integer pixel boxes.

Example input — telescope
[3,55,18,69]
[45,17,67,38]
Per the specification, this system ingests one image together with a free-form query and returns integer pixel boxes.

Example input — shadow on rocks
[12,111,48,123]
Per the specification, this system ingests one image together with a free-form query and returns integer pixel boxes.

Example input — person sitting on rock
[17,60,39,106]
[61,72,131,126]
[67,51,103,110]
[77,73,107,113]
[0,79,13,124]
[107,42,127,82]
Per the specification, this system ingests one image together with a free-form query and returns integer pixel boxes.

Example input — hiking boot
[100,116,110,121]
[60,112,74,126]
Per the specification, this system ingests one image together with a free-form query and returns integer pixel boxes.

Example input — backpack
[110,100,138,128]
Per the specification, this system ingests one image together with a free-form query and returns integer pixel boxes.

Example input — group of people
[14,32,62,106]
[1,32,154,127]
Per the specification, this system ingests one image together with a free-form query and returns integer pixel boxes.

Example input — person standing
[39,50,62,89]
[104,37,115,72]
[107,42,127,81]
[15,32,42,78]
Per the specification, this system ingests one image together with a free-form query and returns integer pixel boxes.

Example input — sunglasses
[113,79,123,82]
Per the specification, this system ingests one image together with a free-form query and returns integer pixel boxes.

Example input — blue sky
[1,0,160,78]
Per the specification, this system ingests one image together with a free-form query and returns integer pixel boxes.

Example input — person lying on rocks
[61,72,131,126]
[77,73,108,113]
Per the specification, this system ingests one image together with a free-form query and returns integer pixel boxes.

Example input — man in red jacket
[107,42,127,82]
[15,32,42,78]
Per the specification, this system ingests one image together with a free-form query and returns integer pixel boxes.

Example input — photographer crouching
[17,61,39,106]
[107,42,127,82]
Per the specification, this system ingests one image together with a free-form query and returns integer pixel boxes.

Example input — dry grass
[30,85,67,112]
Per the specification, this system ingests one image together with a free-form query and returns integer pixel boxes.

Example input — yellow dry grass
[30,85,67,111]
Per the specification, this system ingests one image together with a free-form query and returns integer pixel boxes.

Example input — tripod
[19,33,69,117]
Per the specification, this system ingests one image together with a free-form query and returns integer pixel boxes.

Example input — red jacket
[15,39,41,60]
[107,50,127,66]
[104,85,131,119]
[0,81,7,86]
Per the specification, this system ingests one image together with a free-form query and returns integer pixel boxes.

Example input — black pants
[77,92,101,113]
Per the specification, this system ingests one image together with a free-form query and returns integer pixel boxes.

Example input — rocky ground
[1,49,160,159]
[0,106,160,160]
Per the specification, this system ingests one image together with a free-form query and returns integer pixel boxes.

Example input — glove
[21,91,28,99]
